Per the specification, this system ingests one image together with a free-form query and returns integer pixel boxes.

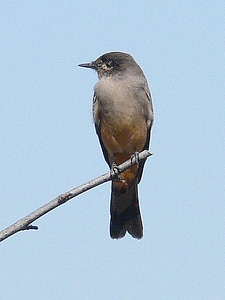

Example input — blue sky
[1,1,225,299]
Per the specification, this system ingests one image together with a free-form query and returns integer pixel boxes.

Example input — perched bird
[79,52,154,239]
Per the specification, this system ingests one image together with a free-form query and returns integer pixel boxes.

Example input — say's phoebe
[79,52,154,239]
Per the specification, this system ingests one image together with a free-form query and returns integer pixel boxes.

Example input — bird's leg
[110,162,125,183]
[131,151,140,166]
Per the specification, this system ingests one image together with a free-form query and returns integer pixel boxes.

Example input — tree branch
[0,150,152,242]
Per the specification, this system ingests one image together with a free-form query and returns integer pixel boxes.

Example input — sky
[1,1,225,299]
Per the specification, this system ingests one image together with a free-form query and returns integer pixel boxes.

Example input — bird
[79,52,154,239]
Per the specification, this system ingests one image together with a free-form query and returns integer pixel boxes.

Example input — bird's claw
[110,163,124,183]
[131,151,140,166]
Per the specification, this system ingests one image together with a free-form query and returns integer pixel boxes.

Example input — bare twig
[0,150,152,242]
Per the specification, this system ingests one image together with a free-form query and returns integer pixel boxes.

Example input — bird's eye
[96,60,103,68]
[105,59,114,67]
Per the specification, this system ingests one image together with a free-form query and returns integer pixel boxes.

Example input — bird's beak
[78,62,96,69]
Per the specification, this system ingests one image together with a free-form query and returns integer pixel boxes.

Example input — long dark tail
[110,180,143,239]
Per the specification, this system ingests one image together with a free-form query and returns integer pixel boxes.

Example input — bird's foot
[131,151,140,166]
[110,163,125,183]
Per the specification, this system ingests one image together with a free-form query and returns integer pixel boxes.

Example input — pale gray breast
[94,76,150,121]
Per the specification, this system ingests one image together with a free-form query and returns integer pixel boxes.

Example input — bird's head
[79,52,139,79]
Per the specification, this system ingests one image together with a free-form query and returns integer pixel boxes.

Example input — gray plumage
[79,52,154,239]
